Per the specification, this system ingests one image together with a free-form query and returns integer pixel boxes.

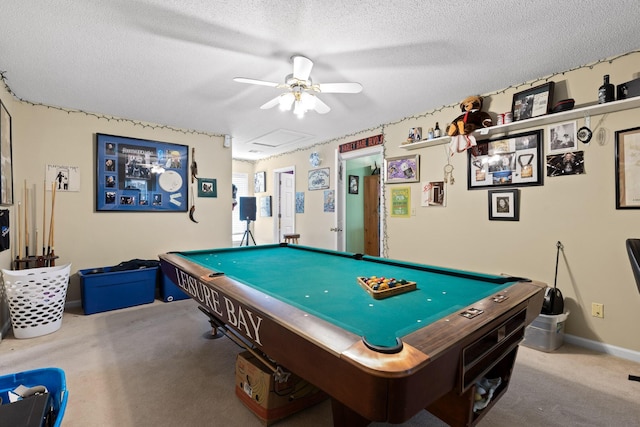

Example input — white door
[279,172,295,239]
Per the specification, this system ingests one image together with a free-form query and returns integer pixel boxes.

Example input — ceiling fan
[233,55,363,118]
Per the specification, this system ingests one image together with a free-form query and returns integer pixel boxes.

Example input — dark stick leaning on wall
[189,147,198,223]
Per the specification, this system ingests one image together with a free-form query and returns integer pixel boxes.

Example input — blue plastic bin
[78,266,158,314]
[159,273,190,302]
[0,367,68,427]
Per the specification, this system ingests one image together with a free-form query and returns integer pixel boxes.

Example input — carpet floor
[1,299,639,426]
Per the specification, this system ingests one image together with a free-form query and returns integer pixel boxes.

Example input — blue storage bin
[159,273,190,302]
[0,367,68,427]
[78,266,158,314]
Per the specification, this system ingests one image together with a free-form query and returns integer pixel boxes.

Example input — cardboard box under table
[235,351,327,425]
[78,266,158,314]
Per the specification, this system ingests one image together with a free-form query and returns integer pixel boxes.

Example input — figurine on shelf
[447,95,493,156]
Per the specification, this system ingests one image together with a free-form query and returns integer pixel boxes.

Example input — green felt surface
[179,245,515,348]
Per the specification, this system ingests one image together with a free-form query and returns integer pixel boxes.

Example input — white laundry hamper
[1,263,71,339]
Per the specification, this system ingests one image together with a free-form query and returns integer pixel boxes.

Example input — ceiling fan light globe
[300,92,317,111]
[278,93,294,111]
[293,100,305,117]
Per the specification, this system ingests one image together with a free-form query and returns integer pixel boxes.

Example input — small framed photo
[308,167,330,190]
[386,154,420,183]
[488,189,520,221]
[548,121,577,153]
[511,82,555,122]
[348,175,359,194]
[197,178,217,197]
[615,126,640,209]
[254,171,266,193]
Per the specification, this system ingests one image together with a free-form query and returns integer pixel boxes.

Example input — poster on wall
[295,192,305,213]
[46,164,81,192]
[95,133,189,212]
[391,187,411,217]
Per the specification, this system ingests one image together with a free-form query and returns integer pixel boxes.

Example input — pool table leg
[331,399,371,427]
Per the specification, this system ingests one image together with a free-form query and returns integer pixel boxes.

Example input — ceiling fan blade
[233,77,280,87]
[317,82,363,93]
[260,95,281,109]
[292,55,313,81]
[313,96,331,114]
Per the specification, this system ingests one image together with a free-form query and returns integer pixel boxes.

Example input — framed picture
[386,154,420,183]
[615,126,640,209]
[324,190,335,212]
[295,192,305,213]
[547,121,578,153]
[197,178,217,197]
[260,195,272,217]
[421,181,446,207]
[95,133,189,212]
[546,151,585,177]
[390,187,411,217]
[488,189,520,221]
[511,82,555,122]
[308,167,330,190]
[0,100,13,205]
[468,129,543,190]
[348,175,359,194]
[254,171,266,193]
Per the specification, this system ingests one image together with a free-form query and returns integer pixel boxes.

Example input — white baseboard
[565,334,640,363]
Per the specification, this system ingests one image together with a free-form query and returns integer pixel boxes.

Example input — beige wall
[249,51,640,354]
[3,51,638,355]
[2,95,232,302]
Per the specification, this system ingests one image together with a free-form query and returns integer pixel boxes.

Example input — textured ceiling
[1,1,639,160]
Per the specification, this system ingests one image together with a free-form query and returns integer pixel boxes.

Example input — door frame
[335,146,384,254]
[272,166,296,243]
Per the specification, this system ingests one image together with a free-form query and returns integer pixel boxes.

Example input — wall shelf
[400,136,451,150]
[399,96,640,150]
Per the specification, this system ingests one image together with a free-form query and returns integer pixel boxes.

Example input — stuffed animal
[447,95,493,155]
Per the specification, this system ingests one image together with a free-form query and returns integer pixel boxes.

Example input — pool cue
[48,183,56,265]
[24,181,29,257]
[17,201,22,261]
[42,180,47,256]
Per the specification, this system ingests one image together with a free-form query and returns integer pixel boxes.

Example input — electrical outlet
[591,303,604,318]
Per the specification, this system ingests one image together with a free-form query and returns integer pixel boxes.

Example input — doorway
[336,147,383,255]
[273,166,296,243]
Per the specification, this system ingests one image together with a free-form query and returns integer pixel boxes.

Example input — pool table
[159,244,546,427]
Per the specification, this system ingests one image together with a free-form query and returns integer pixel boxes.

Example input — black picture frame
[197,178,217,198]
[95,133,189,212]
[348,175,359,194]
[488,189,520,221]
[0,100,13,205]
[615,126,640,209]
[511,82,555,122]
[468,129,544,190]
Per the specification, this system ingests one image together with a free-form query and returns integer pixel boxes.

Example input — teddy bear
[447,95,493,155]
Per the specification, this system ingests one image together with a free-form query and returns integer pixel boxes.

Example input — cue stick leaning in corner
[24,180,29,257]
[17,201,22,261]
[42,180,47,256]
[47,182,56,264]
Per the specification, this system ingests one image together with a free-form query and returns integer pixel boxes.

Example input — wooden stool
[283,233,300,244]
